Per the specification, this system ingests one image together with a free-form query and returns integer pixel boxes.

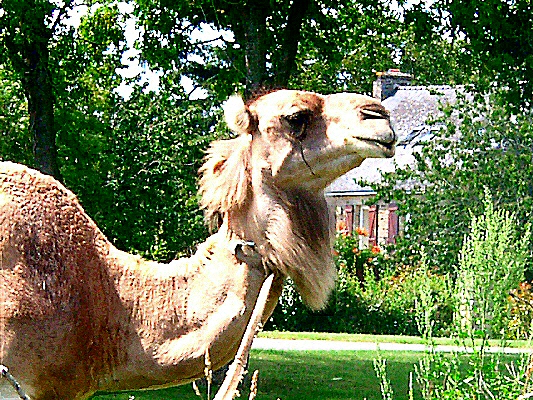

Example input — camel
[0,89,395,399]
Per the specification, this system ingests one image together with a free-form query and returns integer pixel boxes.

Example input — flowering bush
[508,281,533,339]
[266,232,454,335]
[333,232,385,279]
[454,189,530,339]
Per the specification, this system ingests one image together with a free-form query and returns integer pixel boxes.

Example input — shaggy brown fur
[0,90,394,399]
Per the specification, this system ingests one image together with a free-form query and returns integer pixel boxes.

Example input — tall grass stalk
[455,188,530,339]
[373,355,394,400]
[375,192,533,399]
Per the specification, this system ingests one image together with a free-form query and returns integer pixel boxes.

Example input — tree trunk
[240,0,311,96]
[3,0,62,180]
[21,37,62,180]
[275,0,312,87]
[243,2,269,98]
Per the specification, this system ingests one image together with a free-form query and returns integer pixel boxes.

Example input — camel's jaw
[346,133,396,159]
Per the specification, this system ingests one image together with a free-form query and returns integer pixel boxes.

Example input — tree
[133,0,414,98]
[0,0,126,180]
[372,90,533,275]
[134,0,316,96]
[1,0,66,179]
[290,1,401,95]
[406,0,533,106]
[290,4,475,95]
[99,91,217,261]
[6,0,519,264]
[0,1,210,259]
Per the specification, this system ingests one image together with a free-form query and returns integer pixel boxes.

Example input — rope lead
[1,364,31,400]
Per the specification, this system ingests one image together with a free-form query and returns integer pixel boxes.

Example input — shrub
[508,282,533,340]
[266,233,454,335]
[454,189,531,339]
[374,194,533,400]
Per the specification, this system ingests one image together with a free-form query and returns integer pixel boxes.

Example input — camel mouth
[360,138,396,158]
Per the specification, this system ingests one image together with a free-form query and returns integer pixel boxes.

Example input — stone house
[325,69,460,247]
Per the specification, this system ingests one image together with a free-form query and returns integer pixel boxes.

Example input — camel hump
[0,161,74,200]
[0,162,94,227]
[0,161,110,315]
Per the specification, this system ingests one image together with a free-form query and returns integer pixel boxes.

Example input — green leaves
[455,189,530,338]
[414,0,533,107]
[62,91,220,262]
[0,68,31,165]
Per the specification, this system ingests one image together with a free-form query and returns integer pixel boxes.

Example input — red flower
[336,220,347,233]
[355,226,369,237]
[371,245,381,254]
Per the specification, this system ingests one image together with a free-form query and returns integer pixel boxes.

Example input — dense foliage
[266,233,454,336]
[64,92,219,261]
[0,68,31,165]
[270,194,533,340]
[370,90,533,276]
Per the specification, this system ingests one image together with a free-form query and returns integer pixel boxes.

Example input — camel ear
[223,95,255,135]
[199,135,252,230]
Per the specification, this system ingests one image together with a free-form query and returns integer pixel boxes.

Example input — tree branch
[185,63,223,80]
[49,0,75,34]
[192,35,231,47]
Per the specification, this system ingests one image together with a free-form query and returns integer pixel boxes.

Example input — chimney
[373,69,413,101]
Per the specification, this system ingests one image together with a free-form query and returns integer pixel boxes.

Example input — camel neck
[99,232,269,391]
[225,185,335,310]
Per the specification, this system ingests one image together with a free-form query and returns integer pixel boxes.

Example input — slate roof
[326,85,460,196]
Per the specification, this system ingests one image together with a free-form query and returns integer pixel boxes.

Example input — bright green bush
[374,195,533,400]
[60,92,220,262]
[454,189,531,339]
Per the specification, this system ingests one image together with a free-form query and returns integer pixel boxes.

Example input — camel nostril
[377,130,396,145]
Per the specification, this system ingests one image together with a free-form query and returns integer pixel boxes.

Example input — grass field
[91,332,528,400]
[92,349,425,400]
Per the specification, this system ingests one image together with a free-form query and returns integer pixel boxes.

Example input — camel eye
[283,111,311,139]
[361,108,389,120]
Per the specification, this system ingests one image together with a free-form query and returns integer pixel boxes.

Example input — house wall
[326,195,401,249]
[377,207,389,245]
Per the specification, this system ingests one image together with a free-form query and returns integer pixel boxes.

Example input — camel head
[228,90,394,190]
[200,89,395,309]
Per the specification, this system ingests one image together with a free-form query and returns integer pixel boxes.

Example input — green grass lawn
[91,333,529,400]
[92,350,424,400]
[248,350,423,400]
